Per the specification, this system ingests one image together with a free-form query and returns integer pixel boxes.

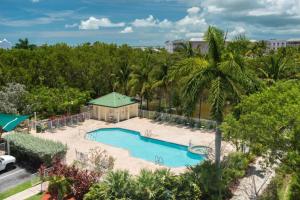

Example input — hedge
[4,133,67,168]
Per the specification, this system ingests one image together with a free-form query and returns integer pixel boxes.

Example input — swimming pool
[86,128,205,167]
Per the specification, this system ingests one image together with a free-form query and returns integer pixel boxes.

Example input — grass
[0,180,32,199]
[25,192,43,200]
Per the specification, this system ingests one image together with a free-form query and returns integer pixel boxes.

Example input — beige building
[89,92,139,122]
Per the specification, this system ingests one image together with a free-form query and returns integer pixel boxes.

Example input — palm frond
[208,77,225,122]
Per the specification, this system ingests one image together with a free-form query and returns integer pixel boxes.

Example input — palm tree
[258,53,289,85]
[176,41,201,58]
[129,54,153,110]
[113,61,131,95]
[14,38,36,50]
[169,58,208,118]
[182,26,257,197]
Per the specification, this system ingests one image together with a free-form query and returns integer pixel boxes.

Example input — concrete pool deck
[31,117,233,175]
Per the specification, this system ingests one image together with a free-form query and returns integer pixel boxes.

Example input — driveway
[0,165,33,192]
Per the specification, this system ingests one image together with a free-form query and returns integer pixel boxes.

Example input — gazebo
[89,92,138,122]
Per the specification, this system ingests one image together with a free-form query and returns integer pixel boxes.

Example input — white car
[0,155,16,171]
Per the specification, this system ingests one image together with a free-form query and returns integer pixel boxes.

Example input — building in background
[265,39,300,51]
[166,38,300,54]
[286,39,300,48]
[165,38,208,54]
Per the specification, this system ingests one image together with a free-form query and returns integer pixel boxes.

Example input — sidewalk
[4,182,48,200]
[231,158,275,200]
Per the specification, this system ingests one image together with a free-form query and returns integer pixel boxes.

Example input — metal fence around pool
[139,109,216,130]
[31,112,91,133]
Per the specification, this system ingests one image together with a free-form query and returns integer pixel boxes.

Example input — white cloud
[175,7,207,32]
[120,26,133,33]
[207,5,224,13]
[0,38,12,49]
[187,7,201,15]
[65,23,78,28]
[228,26,246,38]
[158,19,173,28]
[185,32,204,38]
[31,0,39,2]
[132,15,172,28]
[0,10,75,27]
[132,15,157,27]
[79,16,125,30]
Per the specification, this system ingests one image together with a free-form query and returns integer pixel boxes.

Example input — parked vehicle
[0,155,16,171]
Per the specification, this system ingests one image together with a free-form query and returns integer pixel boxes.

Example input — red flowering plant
[46,158,101,200]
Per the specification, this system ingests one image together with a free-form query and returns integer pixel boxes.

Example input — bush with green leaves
[84,152,252,200]
[48,176,72,200]
[4,133,67,168]
[84,170,135,200]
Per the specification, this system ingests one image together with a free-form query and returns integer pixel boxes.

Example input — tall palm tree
[182,27,257,196]
[151,63,169,111]
[113,61,131,95]
[169,58,208,118]
[129,54,153,110]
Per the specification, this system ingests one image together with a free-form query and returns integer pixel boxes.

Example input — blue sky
[1,0,300,46]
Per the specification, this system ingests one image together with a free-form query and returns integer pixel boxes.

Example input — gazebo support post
[117,109,120,122]
[127,106,130,120]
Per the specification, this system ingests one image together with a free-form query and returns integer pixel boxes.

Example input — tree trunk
[0,127,3,140]
[146,99,149,110]
[198,96,202,120]
[215,124,222,166]
[140,96,143,110]
[158,96,162,112]
[215,122,222,199]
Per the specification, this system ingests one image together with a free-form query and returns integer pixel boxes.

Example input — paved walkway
[4,182,47,200]
[231,158,275,200]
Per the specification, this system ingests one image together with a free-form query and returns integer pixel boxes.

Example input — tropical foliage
[84,152,251,200]
[47,159,101,200]
[0,25,300,199]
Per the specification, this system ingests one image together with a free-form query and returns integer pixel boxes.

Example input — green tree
[176,41,200,58]
[222,80,300,171]
[258,52,288,84]
[14,38,36,50]
[0,83,30,114]
[183,26,256,166]
[129,52,153,110]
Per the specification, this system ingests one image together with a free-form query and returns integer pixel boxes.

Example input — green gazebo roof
[89,92,137,108]
[0,113,29,132]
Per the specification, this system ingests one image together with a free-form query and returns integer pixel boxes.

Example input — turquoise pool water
[86,128,205,167]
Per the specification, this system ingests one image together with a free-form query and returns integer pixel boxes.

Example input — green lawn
[25,192,43,200]
[0,180,32,199]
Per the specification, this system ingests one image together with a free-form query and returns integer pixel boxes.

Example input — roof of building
[89,92,137,108]
[0,113,29,132]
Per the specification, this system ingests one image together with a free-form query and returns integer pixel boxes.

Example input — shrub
[85,169,200,200]
[222,152,251,187]
[48,159,100,200]
[84,153,251,200]
[4,133,67,168]
[84,170,135,200]
[135,169,178,200]
[48,176,72,200]
[289,175,300,200]
[176,170,202,200]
